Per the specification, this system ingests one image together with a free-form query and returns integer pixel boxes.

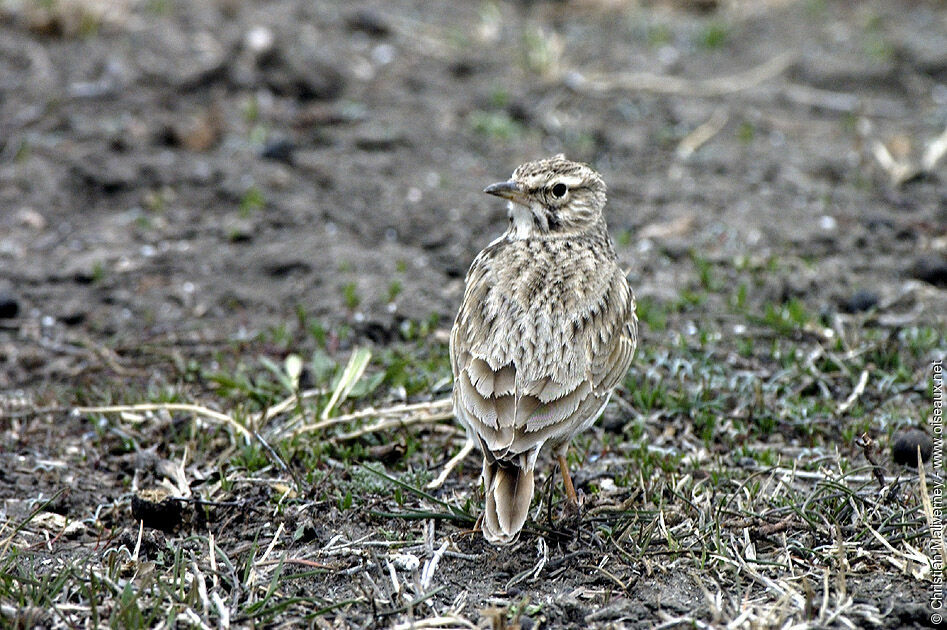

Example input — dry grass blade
[676,108,728,161]
[922,124,947,171]
[321,347,372,420]
[253,387,327,428]
[293,398,453,437]
[72,402,252,440]
[570,52,795,97]
[426,438,475,490]
[335,404,455,441]
[390,615,479,630]
[837,369,868,415]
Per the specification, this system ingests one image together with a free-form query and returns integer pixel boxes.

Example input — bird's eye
[551,183,568,198]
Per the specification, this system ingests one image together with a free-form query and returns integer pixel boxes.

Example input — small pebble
[910,254,947,287]
[391,553,419,572]
[16,207,47,230]
[891,428,933,466]
[131,488,184,531]
[260,139,296,164]
[245,26,275,55]
[346,9,390,37]
[0,292,20,319]
[841,289,879,314]
[371,43,395,65]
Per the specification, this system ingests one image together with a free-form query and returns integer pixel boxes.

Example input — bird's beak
[484,180,528,206]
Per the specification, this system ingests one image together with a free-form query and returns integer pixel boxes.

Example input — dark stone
[264,261,312,277]
[0,292,20,319]
[599,407,625,433]
[71,154,139,193]
[841,289,879,313]
[863,216,894,232]
[298,365,315,390]
[891,428,933,466]
[60,311,87,326]
[353,125,407,151]
[262,50,345,101]
[132,27,232,91]
[356,320,396,344]
[345,9,390,37]
[260,139,296,164]
[131,488,184,532]
[910,254,947,287]
[449,60,477,79]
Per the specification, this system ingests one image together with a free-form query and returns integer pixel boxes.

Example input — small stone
[910,254,947,287]
[16,208,47,230]
[818,215,837,231]
[354,124,406,151]
[891,428,933,466]
[224,218,256,243]
[841,289,879,314]
[260,139,295,164]
[244,26,274,55]
[390,553,419,572]
[449,60,476,79]
[0,292,20,319]
[71,153,139,193]
[346,9,390,37]
[60,310,87,326]
[262,50,345,101]
[131,488,183,531]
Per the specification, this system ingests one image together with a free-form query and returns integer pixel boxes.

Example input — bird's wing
[588,271,638,394]
[451,263,637,462]
[518,269,637,446]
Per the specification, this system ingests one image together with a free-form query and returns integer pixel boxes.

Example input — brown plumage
[450,155,638,544]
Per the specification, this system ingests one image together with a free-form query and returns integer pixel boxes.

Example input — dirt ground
[1,0,946,628]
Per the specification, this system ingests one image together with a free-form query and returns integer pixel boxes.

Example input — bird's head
[484,155,607,239]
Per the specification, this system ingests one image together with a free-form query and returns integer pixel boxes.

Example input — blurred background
[0,0,945,387]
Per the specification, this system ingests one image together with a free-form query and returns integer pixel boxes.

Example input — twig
[390,615,478,630]
[871,141,918,186]
[837,369,869,415]
[568,52,795,98]
[676,108,728,160]
[293,398,453,437]
[335,409,454,442]
[779,83,902,117]
[247,522,284,588]
[420,541,449,591]
[855,433,887,491]
[757,517,794,538]
[426,438,476,490]
[252,387,327,427]
[73,403,252,440]
[252,430,304,493]
[922,124,947,172]
[871,124,947,186]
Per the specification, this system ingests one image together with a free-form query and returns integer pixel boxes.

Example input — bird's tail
[481,460,534,544]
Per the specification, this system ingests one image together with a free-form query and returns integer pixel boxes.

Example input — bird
[450,155,638,545]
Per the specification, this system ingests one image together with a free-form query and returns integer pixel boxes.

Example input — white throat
[507,202,533,240]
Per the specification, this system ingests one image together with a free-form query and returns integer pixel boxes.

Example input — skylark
[450,155,638,545]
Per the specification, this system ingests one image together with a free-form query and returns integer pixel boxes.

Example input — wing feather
[450,243,637,468]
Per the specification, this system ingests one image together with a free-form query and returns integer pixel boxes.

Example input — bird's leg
[557,453,578,504]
